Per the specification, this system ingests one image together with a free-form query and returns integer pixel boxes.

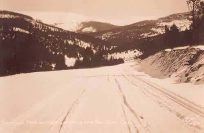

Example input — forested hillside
[0,11,123,76]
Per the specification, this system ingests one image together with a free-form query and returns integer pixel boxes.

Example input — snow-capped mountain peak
[20,11,90,31]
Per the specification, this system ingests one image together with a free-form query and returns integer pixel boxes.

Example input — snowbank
[140,48,204,84]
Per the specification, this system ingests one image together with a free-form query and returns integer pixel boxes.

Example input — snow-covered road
[0,63,204,133]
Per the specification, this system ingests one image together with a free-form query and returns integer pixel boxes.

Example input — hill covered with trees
[0,11,123,76]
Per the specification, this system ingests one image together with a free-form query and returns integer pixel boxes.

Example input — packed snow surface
[0,62,204,133]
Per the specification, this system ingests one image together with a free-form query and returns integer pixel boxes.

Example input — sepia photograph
[0,0,204,132]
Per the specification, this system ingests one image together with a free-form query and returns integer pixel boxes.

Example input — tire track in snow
[122,73,204,130]
[115,79,143,124]
[123,74,200,130]
[121,105,133,133]
[123,68,204,115]
[114,78,150,133]
[131,121,140,133]
[58,89,86,133]
[132,75,204,118]
[58,100,78,133]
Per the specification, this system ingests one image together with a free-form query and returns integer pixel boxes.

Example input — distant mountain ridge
[87,12,191,46]
[75,12,192,60]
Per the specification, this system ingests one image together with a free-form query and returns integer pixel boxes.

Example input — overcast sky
[1,0,189,25]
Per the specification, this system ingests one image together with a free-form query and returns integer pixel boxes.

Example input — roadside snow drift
[140,47,204,84]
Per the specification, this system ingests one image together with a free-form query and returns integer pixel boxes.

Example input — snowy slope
[76,21,119,33]
[89,12,191,46]
[107,50,142,61]
[20,11,90,31]
[20,12,119,32]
